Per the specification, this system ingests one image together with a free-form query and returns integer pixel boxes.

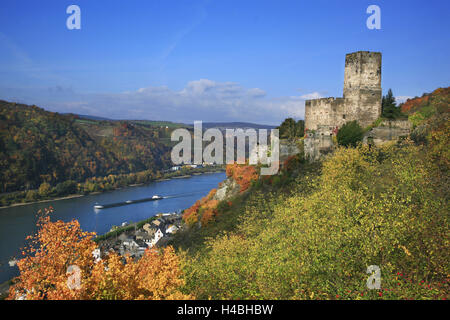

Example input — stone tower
[304,51,383,160]
[343,51,382,128]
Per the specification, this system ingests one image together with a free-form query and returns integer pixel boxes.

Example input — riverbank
[0,171,227,288]
[0,168,225,210]
[0,171,227,285]
[0,194,85,210]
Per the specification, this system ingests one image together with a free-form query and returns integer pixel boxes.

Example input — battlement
[305,97,346,130]
[305,97,345,106]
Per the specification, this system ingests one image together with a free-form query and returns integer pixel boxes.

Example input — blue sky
[0,0,448,124]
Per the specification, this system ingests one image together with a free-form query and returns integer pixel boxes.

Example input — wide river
[0,172,226,283]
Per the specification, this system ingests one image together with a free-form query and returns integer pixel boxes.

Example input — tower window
[343,114,346,119]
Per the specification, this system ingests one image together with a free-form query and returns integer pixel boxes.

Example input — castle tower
[343,51,382,128]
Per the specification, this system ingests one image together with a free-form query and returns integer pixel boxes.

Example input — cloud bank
[1,79,313,125]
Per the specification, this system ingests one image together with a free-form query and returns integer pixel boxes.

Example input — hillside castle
[304,51,384,160]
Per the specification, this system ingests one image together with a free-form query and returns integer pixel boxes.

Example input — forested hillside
[0,100,172,194]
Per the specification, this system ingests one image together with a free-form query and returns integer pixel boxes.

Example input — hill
[0,100,173,194]
[201,122,276,130]
[63,113,112,121]
[171,87,449,300]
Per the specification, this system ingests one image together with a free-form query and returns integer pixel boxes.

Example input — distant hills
[64,113,112,121]
[0,101,277,194]
[68,114,276,131]
[201,122,276,130]
[0,101,173,193]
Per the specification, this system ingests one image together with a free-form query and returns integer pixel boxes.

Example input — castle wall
[304,125,335,161]
[305,97,346,131]
[363,119,411,146]
[304,51,383,160]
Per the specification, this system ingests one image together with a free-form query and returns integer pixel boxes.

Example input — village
[96,212,183,260]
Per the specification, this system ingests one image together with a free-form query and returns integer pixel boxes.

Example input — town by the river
[0,172,226,284]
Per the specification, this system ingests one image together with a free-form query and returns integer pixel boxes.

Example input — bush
[337,121,364,147]
[181,141,449,300]
[55,180,77,196]
[25,190,39,202]
[278,118,305,140]
[38,182,52,197]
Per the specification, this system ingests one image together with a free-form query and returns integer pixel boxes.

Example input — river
[0,172,226,284]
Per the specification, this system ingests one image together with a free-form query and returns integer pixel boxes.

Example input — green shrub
[337,121,364,147]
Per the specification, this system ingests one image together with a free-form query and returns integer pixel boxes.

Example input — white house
[122,239,139,250]
[166,224,179,234]
[148,229,164,248]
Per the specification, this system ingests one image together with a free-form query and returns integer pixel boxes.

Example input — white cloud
[395,96,413,104]
[299,92,323,100]
[1,79,313,125]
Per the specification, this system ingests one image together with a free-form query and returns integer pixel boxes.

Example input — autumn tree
[226,163,259,192]
[8,207,192,300]
[38,182,52,197]
[9,207,97,300]
[183,189,219,226]
[87,247,191,300]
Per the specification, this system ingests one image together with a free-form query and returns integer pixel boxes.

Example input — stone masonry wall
[305,97,346,131]
[304,51,382,160]
[363,119,411,146]
[343,51,382,128]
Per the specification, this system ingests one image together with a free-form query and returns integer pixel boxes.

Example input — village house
[166,224,179,234]
[99,212,183,257]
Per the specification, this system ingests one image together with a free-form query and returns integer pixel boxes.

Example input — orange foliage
[183,164,258,227]
[282,155,300,172]
[183,164,259,226]
[8,207,192,300]
[200,199,219,225]
[183,189,219,226]
[226,163,259,192]
[401,88,450,114]
[86,247,191,300]
[182,200,201,226]
[401,95,430,113]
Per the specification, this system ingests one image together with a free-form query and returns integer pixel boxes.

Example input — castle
[304,51,383,160]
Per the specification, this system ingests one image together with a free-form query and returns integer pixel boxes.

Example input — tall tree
[382,89,403,119]
[278,118,305,140]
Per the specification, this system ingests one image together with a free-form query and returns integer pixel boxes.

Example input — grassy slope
[173,89,449,300]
